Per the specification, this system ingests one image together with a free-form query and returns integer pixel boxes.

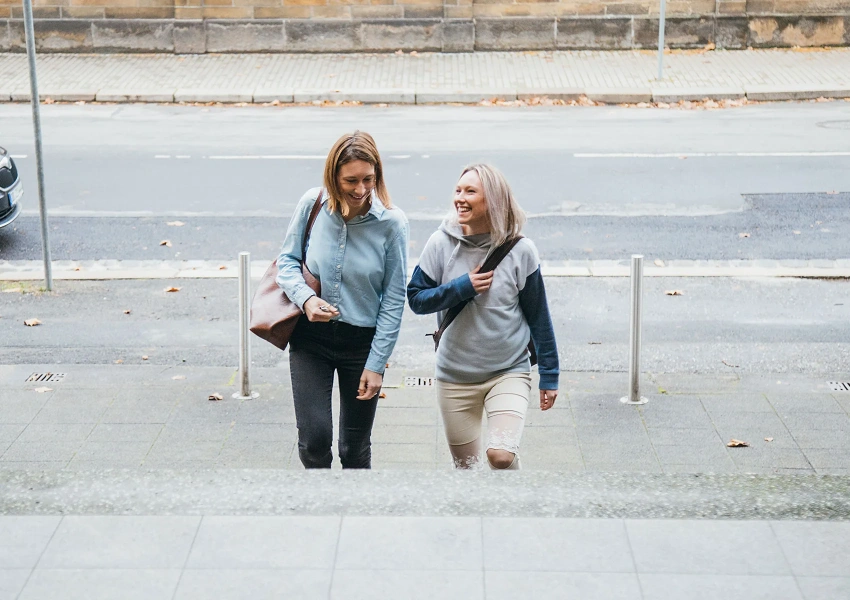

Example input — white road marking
[390,155,411,159]
[575,152,850,158]
[206,155,325,160]
[154,155,170,159]
[10,154,27,159]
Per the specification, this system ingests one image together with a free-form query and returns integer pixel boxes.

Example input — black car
[0,146,23,228]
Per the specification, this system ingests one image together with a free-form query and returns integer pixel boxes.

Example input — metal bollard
[234,252,259,400]
[621,255,648,405]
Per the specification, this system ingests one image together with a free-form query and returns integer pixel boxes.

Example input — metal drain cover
[26,372,66,383]
[828,381,850,392]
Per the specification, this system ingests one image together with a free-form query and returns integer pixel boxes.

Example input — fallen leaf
[385,363,391,369]
[793,230,801,235]
[142,355,149,360]
[378,392,387,399]
[654,259,665,267]
[24,318,42,326]
[73,267,81,271]
[160,240,172,247]
[218,265,227,270]
[722,359,740,368]
[164,286,181,293]
[123,309,131,315]
[665,290,684,296]
[764,437,774,442]
[727,439,750,447]
[172,375,186,380]
[588,341,602,345]
[738,232,750,238]
[166,221,185,227]
[208,393,223,401]
[114,359,124,364]
[33,386,52,393]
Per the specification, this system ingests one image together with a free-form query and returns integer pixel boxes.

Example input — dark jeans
[289,316,379,469]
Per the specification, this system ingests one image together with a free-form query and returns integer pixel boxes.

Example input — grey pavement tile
[572,408,645,426]
[157,421,234,441]
[579,442,658,463]
[781,413,850,432]
[584,461,664,473]
[814,468,850,475]
[0,461,69,470]
[144,440,223,465]
[700,394,774,413]
[371,443,436,464]
[576,425,652,445]
[100,400,177,424]
[773,521,850,577]
[641,409,714,429]
[652,444,734,466]
[373,407,438,426]
[187,516,340,569]
[234,400,296,423]
[176,569,331,600]
[337,517,481,570]
[39,516,200,569]
[87,423,163,443]
[646,427,723,446]
[31,396,112,425]
[0,424,25,442]
[769,394,844,414]
[728,446,813,470]
[485,572,641,600]
[217,441,294,465]
[524,407,574,427]
[168,398,241,422]
[640,396,706,412]
[519,426,577,445]
[796,576,850,600]
[332,570,483,600]
[227,422,295,442]
[0,440,10,457]
[0,570,30,600]
[18,569,181,600]
[725,429,800,448]
[663,463,738,473]
[792,429,850,449]
[67,442,152,467]
[483,518,634,572]
[0,396,50,424]
[626,520,791,575]
[799,449,850,469]
[17,423,96,443]
[653,374,741,395]
[710,411,789,435]
[638,574,802,600]
[371,425,435,444]
[1,441,81,463]
[0,517,62,569]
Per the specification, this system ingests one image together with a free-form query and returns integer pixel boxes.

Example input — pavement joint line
[2,260,850,280]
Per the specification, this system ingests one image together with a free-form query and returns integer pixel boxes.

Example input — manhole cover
[26,372,66,383]
[816,120,850,130]
[828,381,850,392]
[404,376,435,387]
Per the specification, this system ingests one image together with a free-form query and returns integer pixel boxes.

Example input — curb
[2,259,850,281]
[4,87,850,105]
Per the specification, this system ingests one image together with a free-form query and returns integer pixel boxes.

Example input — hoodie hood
[438,218,492,249]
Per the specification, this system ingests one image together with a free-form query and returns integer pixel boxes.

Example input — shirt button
[339,244,344,248]
[335,284,339,288]
[337,265,341,269]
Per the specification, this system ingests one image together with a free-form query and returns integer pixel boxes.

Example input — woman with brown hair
[276,131,409,469]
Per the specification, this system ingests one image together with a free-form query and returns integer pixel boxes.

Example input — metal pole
[656,0,667,80]
[22,0,53,291]
[233,252,259,400]
[621,255,648,405]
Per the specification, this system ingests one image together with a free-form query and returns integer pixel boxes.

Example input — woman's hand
[303,296,340,322]
[357,369,383,400]
[540,389,558,411]
[468,266,494,294]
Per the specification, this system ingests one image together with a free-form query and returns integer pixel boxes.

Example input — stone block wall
[0,0,848,51]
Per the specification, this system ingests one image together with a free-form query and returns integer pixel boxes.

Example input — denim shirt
[276,187,409,375]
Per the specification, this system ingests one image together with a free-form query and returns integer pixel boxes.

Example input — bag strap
[428,236,523,350]
[300,190,324,259]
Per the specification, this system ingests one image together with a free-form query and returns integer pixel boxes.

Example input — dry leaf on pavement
[208,393,223,401]
[654,259,665,267]
[727,439,750,448]
[114,359,124,364]
[665,290,684,296]
[172,375,186,380]
[164,286,181,293]
[738,232,750,238]
[166,221,185,227]
[764,437,774,442]
[379,392,387,399]
[218,265,227,270]
[142,355,149,360]
[123,310,131,315]
[24,318,42,326]
[33,386,52,393]
[160,240,172,247]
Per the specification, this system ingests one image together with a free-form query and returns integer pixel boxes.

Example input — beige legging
[436,372,531,470]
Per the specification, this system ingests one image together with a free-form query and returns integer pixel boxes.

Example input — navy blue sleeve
[406,266,477,315]
[518,268,560,390]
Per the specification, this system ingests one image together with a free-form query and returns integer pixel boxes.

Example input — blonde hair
[323,131,391,214]
[452,163,526,247]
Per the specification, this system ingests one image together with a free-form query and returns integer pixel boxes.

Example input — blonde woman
[276,131,409,469]
[407,164,559,470]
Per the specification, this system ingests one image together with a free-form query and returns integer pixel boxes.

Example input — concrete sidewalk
[1,48,850,104]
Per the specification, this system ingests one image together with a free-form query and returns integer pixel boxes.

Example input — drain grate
[26,372,66,383]
[404,376,435,387]
[828,381,850,392]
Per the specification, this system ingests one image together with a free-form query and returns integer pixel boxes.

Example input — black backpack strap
[427,236,523,350]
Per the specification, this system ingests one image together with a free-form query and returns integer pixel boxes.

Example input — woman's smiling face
[338,159,375,217]
[454,169,489,235]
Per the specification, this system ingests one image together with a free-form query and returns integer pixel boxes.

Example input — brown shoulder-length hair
[323,131,392,214]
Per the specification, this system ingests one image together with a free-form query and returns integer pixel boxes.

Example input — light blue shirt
[276,187,409,375]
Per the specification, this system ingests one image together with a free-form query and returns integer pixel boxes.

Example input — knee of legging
[338,438,370,463]
[486,448,516,470]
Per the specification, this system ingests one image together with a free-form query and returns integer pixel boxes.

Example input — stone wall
[1,0,849,51]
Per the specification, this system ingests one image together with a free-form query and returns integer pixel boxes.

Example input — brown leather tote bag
[249,192,324,350]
